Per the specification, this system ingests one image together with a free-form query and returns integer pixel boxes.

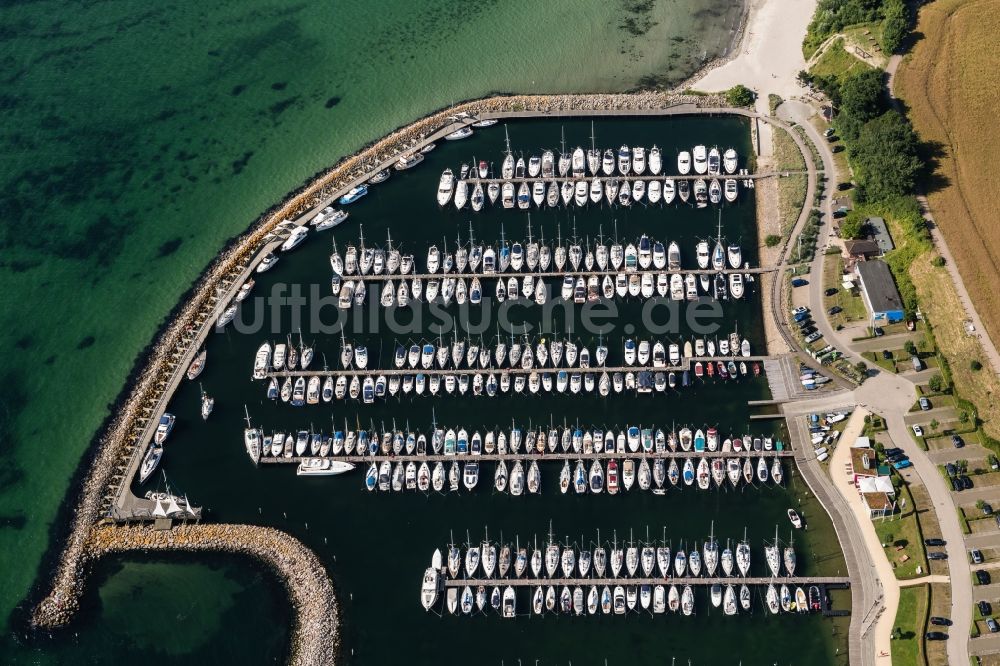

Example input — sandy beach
[691,0,817,103]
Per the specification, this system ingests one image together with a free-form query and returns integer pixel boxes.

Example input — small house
[855,260,905,323]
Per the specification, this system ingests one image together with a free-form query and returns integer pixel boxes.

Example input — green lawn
[892,585,929,666]
[823,254,869,324]
[810,40,873,83]
[873,485,928,579]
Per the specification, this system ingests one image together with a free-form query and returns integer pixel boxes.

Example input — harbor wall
[28,90,798,653]
[33,524,338,665]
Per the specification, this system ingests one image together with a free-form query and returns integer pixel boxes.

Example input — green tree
[930,419,940,431]
[881,0,909,53]
[765,234,781,247]
[904,341,917,356]
[838,215,865,239]
[928,374,943,392]
[838,69,887,141]
[726,84,756,107]
[850,111,922,201]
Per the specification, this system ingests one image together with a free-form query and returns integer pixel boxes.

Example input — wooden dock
[456,173,769,185]
[441,575,849,588]
[334,267,775,282]
[263,357,772,379]
[259,449,794,465]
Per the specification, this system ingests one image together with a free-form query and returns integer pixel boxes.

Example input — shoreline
[23,0,822,651]
[24,91,732,634]
[26,98,826,654]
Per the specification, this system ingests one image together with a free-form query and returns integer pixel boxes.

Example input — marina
[35,106,851,666]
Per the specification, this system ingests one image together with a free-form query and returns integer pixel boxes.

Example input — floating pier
[338,266,775,282]
[263,357,772,379]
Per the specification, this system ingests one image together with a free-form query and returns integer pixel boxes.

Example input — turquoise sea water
[0,0,774,661]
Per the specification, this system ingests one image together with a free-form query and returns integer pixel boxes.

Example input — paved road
[776,96,974,665]
[902,406,958,426]
[927,446,989,465]
[850,331,922,353]
[971,634,1000,655]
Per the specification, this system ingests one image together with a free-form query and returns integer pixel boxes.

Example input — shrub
[931,255,946,267]
[765,234,781,247]
[904,341,917,356]
[726,85,756,107]
[838,215,864,239]
[928,374,943,393]
[971,360,983,372]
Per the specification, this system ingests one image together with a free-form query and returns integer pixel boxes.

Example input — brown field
[895,0,1000,358]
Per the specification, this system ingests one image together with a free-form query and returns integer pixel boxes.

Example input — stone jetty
[33,524,339,665]
[30,89,733,658]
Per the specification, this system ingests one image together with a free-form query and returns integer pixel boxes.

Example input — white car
[792,306,809,316]
[804,331,823,344]
[912,424,924,437]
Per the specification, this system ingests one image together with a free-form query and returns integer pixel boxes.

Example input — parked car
[945,463,957,477]
[929,617,952,626]
[824,287,838,297]
[791,278,809,287]
[887,454,907,464]
[873,326,884,336]
[987,618,999,633]
[925,632,948,641]
[827,306,843,315]
[928,551,948,560]
[991,455,1000,471]
[792,306,809,316]
[924,538,946,547]
[801,326,818,336]
[976,570,992,585]
[824,128,836,138]
[884,447,903,457]
[892,459,912,470]
[796,318,813,329]
[994,514,1000,529]
[911,356,924,372]
[979,600,993,615]
[962,476,974,490]
[919,397,931,411]
[982,503,993,516]
[882,350,893,360]
[912,425,923,437]
[971,549,984,564]
[805,331,823,344]
[951,435,964,448]
[950,477,962,492]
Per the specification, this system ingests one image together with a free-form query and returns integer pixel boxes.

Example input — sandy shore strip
[33,523,338,665]
[690,0,817,102]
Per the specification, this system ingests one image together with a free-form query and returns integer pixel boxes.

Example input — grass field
[874,485,928,579]
[892,584,929,666]
[896,0,1000,374]
[810,39,873,83]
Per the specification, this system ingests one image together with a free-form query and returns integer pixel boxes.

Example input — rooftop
[850,447,878,476]
[844,239,881,257]
[865,217,895,253]
[856,260,904,314]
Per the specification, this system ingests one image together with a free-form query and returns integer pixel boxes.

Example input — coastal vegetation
[803,0,909,57]
[725,84,755,107]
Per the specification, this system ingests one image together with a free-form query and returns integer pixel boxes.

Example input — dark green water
[134,118,849,664]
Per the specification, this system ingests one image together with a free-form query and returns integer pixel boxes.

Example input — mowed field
[895,0,1000,350]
